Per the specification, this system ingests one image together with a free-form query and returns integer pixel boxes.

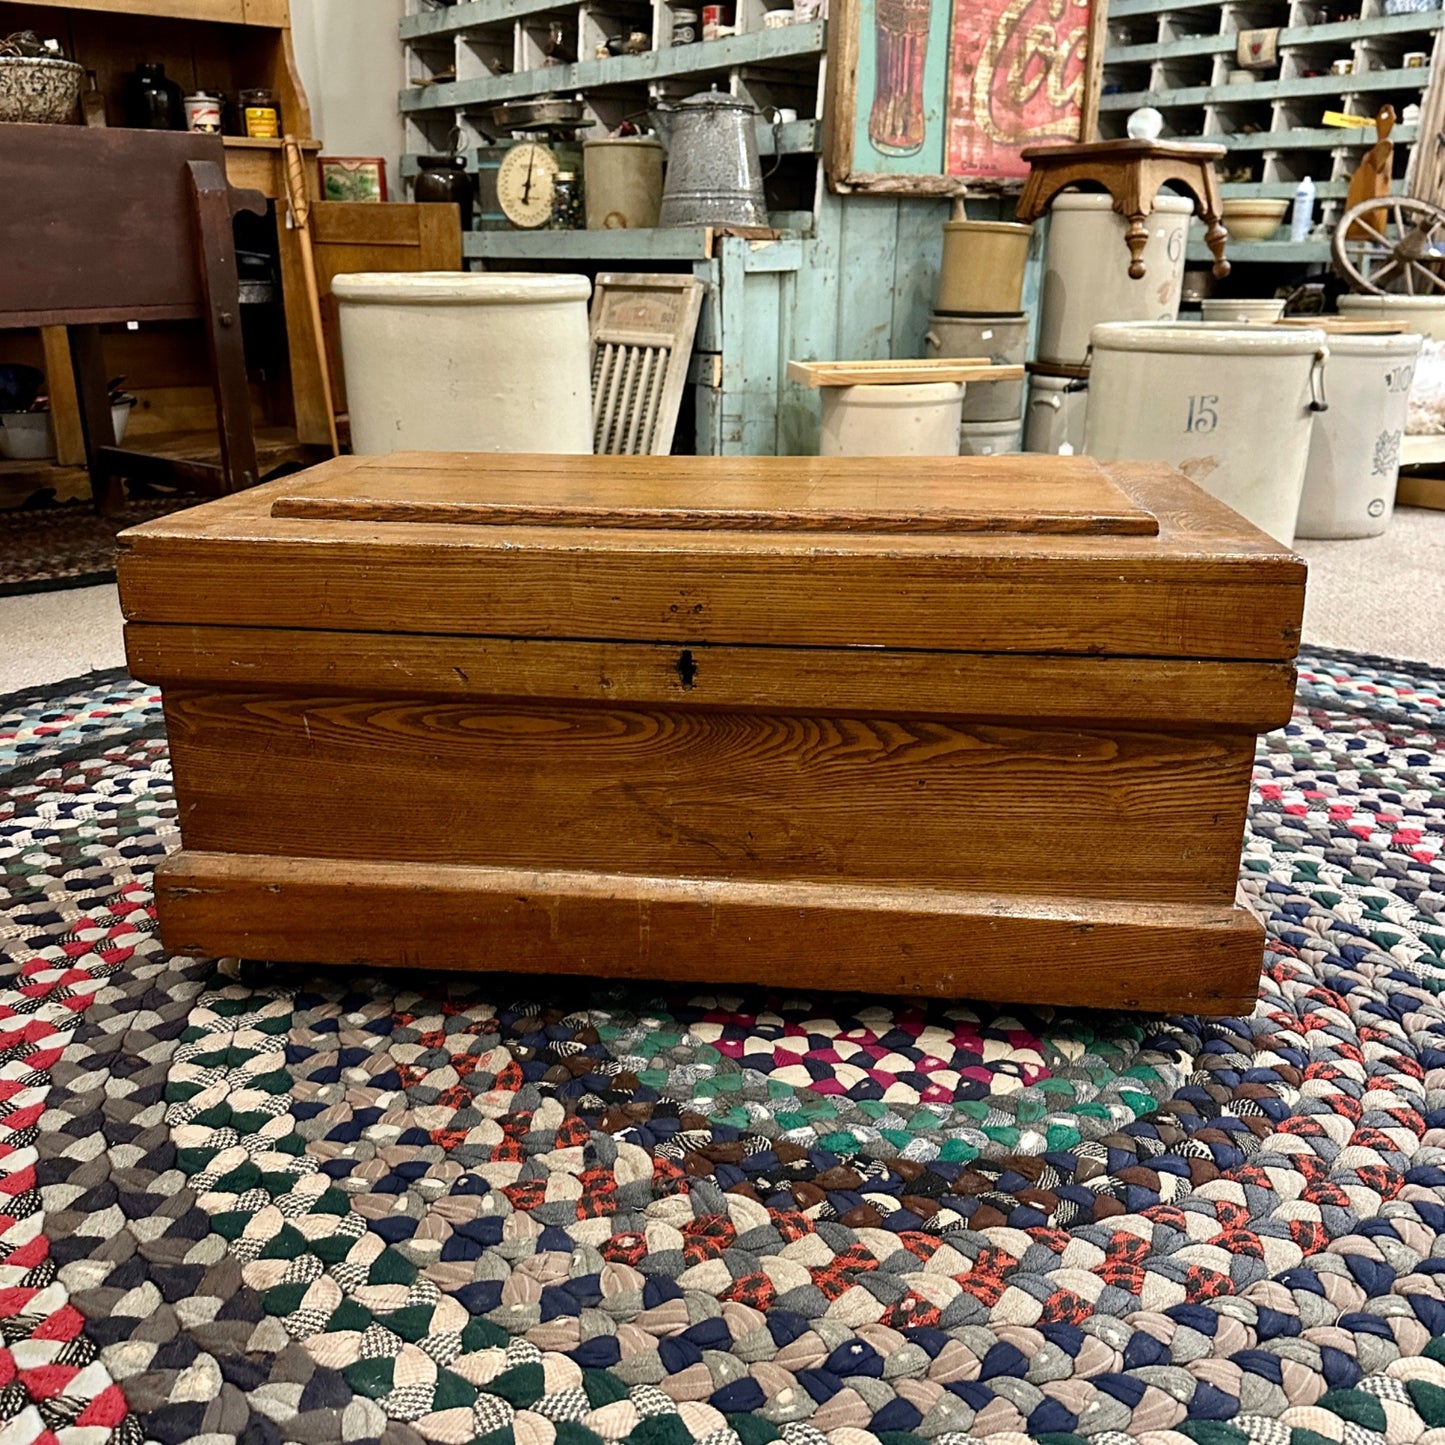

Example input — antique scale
[491,98,587,229]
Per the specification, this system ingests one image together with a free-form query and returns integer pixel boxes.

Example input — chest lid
[268,452,1158,535]
[117,452,1305,660]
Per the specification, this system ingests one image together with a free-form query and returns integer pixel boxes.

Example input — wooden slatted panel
[593,341,672,455]
[589,274,703,455]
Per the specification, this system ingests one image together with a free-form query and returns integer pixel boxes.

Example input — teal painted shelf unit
[1101,0,1444,264]
[395,0,988,456]
[399,0,825,161]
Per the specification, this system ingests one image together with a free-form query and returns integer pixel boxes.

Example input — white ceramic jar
[333,272,594,456]
[0,412,53,460]
[818,382,964,457]
[1295,329,1421,538]
[1201,297,1287,323]
[583,138,665,229]
[924,312,1028,420]
[1038,192,1193,368]
[1084,321,1329,546]
[1338,294,1445,341]
[1024,373,1089,454]
[958,418,1023,455]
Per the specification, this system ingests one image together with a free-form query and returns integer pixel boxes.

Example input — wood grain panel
[126,625,1300,730]
[222,146,284,199]
[310,203,458,248]
[161,690,1254,902]
[303,453,1292,552]
[118,540,1305,659]
[0,126,227,318]
[40,326,86,467]
[242,0,291,26]
[122,383,271,436]
[120,453,1290,560]
[14,0,245,18]
[155,850,1267,1015]
[270,450,1155,532]
[114,456,1308,659]
[271,495,1157,536]
[786,359,1024,387]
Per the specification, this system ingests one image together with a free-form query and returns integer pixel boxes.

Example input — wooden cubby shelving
[392,0,1022,460]
[1099,0,1444,264]
[398,0,825,192]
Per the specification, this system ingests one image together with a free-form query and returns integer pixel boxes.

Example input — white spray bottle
[1290,176,1316,242]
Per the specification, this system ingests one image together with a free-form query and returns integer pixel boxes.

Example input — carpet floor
[0,498,195,599]
[1,651,1443,1445]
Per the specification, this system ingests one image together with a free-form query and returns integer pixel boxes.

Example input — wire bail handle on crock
[760,105,785,179]
[1310,345,1329,413]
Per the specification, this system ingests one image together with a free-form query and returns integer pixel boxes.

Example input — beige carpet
[0,583,127,694]
[1294,505,1445,669]
[1,506,1442,696]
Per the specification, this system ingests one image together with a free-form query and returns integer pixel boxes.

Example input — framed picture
[319,156,388,203]
[824,0,1107,193]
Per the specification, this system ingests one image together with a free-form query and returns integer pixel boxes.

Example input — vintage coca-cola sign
[947,0,1093,180]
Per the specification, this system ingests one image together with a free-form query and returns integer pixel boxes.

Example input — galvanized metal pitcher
[653,89,767,229]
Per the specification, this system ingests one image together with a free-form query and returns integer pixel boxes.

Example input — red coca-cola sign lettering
[947,0,1091,180]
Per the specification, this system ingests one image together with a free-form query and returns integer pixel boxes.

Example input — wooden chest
[118,453,1305,1014]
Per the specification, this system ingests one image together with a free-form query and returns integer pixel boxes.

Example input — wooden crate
[117,452,1306,1014]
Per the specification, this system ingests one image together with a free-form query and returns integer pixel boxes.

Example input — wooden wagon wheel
[1332,194,1445,295]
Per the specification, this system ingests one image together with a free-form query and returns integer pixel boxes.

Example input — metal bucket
[1084,321,1328,547]
[1038,193,1192,368]
[1296,329,1420,539]
[1024,372,1089,454]
[924,312,1027,421]
[655,90,767,228]
[819,382,964,457]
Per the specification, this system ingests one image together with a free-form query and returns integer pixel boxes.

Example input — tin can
[702,3,733,38]
[1329,57,1353,75]
[241,87,280,139]
[671,7,698,41]
[183,91,222,133]
[1405,49,1428,65]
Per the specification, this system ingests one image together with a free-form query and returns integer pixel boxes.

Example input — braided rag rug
[2,649,1444,1445]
